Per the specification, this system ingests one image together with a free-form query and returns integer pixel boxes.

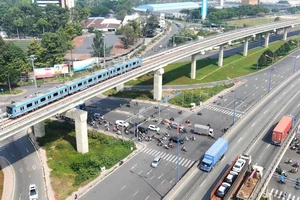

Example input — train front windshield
[6,106,13,114]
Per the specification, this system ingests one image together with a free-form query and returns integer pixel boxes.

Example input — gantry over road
[1,19,300,153]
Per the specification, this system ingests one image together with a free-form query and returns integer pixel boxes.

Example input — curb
[0,157,14,200]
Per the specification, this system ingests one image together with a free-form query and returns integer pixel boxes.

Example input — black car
[169,136,184,144]
[137,126,148,134]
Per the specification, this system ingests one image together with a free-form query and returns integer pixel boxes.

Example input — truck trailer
[271,115,295,146]
[200,138,228,172]
[210,155,252,200]
[236,165,264,200]
[194,124,214,137]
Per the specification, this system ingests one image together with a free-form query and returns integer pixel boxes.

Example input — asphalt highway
[172,50,300,199]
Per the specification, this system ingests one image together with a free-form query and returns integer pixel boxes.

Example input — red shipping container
[272,116,293,145]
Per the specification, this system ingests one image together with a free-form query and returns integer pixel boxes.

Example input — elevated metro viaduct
[3,21,300,154]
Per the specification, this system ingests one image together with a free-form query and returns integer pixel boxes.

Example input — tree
[258,54,267,66]
[92,30,105,57]
[127,20,142,42]
[13,18,24,39]
[272,8,280,12]
[90,5,109,17]
[37,18,49,34]
[143,14,159,37]
[120,24,135,48]
[64,22,77,41]
[274,17,280,21]
[27,40,44,67]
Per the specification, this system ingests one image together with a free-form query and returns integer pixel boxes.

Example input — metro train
[6,58,143,119]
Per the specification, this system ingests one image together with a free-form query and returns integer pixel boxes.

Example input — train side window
[48,95,51,99]
[88,79,92,83]
[27,103,32,108]
[133,62,136,65]
[126,65,128,68]
[65,89,67,92]
[41,97,46,102]
[53,92,58,97]
[78,83,82,87]
[117,68,120,71]
[35,101,38,105]
[20,107,24,111]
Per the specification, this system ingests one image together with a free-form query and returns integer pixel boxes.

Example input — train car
[7,85,68,118]
[6,58,143,119]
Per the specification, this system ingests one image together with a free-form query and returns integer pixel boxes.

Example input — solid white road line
[145,196,150,200]
[131,164,137,170]
[251,122,256,127]
[158,173,164,179]
[133,191,138,196]
[237,137,242,143]
[146,170,152,175]
[121,185,126,190]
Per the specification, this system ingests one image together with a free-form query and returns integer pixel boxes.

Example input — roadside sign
[54,194,58,199]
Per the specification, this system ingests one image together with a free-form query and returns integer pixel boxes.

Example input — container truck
[271,115,295,146]
[236,165,264,200]
[194,124,214,137]
[200,138,228,172]
[210,155,252,200]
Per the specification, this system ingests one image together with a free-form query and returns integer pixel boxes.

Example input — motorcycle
[181,147,187,152]
[290,146,297,150]
[190,136,196,141]
[178,110,183,114]
[290,168,298,173]
[285,159,293,164]
[293,162,300,168]
[163,145,169,149]
[161,136,167,140]
[164,132,170,137]
[185,119,191,124]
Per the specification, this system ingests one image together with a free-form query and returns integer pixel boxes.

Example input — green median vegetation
[37,120,135,200]
[126,36,299,86]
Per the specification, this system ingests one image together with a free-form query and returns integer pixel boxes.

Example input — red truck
[271,115,295,146]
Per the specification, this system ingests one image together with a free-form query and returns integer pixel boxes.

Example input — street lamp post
[29,55,38,94]
[256,36,261,70]
[268,67,274,93]
[172,36,193,47]
[103,35,106,67]
[293,55,300,73]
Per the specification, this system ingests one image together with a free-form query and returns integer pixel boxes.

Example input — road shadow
[261,123,277,143]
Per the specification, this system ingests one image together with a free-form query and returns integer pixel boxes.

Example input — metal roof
[134,2,199,12]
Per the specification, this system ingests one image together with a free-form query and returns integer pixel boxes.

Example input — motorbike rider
[181,146,186,151]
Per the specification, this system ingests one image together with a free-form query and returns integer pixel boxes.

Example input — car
[115,120,129,128]
[170,122,184,129]
[169,136,184,144]
[29,184,38,200]
[94,113,104,120]
[225,171,238,184]
[151,156,162,168]
[137,126,148,134]
[148,125,160,132]
[216,182,231,197]
[232,159,246,173]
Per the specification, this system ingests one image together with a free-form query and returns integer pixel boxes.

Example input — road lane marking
[261,95,263,98]
[121,185,126,190]
[153,151,160,156]
[170,178,174,183]
[255,87,258,89]
[158,173,164,179]
[237,137,242,143]
[151,175,155,180]
[182,159,189,167]
[138,171,143,175]
[255,78,258,80]
[266,144,270,149]
[150,150,158,156]
[179,158,185,165]
[297,103,300,107]
[161,179,166,184]
[220,156,226,163]
[253,84,256,87]
[161,152,167,158]
[274,100,277,104]
[200,180,206,187]
[244,91,247,94]
[10,153,14,157]
[26,148,29,153]
[252,93,255,96]
[146,170,152,175]
[264,110,267,114]
[292,84,295,87]
[224,99,227,101]
[251,123,256,127]
[131,164,137,170]
[283,91,286,95]
[133,191,138,196]
[172,157,180,163]
[145,196,150,200]
[165,161,170,166]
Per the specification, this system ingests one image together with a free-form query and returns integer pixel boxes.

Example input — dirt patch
[110,39,143,57]
[72,35,87,49]
[0,170,3,199]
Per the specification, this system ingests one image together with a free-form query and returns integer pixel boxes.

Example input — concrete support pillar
[218,45,224,67]
[265,32,270,47]
[34,121,45,138]
[115,83,124,92]
[191,54,197,79]
[153,68,164,101]
[283,28,288,41]
[243,37,249,57]
[64,109,88,154]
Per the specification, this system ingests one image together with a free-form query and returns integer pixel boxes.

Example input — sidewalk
[0,157,13,200]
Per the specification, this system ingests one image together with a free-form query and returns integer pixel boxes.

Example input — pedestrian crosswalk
[140,147,195,168]
[204,104,244,118]
[270,188,300,200]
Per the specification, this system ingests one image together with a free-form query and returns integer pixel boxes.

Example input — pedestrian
[283,192,287,197]
[74,194,78,200]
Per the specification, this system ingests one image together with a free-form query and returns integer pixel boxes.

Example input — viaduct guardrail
[1,19,300,142]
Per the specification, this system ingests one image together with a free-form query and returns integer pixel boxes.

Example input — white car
[29,184,38,200]
[151,156,162,168]
[233,159,246,173]
[148,125,160,132]
[216,182,231,197]
[94,113,104,120]
[115,120,129,128]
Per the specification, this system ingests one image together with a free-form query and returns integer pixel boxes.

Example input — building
[82,17,121,32]
[122,13,140,26]
[134,2,200,14]
[241,0,259,5]
[32,0,74,8]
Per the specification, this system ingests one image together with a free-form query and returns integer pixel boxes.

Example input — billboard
[73,57,98,72]
[34,64,69,79]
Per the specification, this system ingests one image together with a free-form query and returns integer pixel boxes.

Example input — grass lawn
[126,37,298,86]
[0,88,23,95]
[10,39,41,52]
[226,17,274,27]
[38,120,135,200]
[169,83,234,107]
[103,88,154,100]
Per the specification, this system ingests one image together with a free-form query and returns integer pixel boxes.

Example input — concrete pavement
[0,157,14,200]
